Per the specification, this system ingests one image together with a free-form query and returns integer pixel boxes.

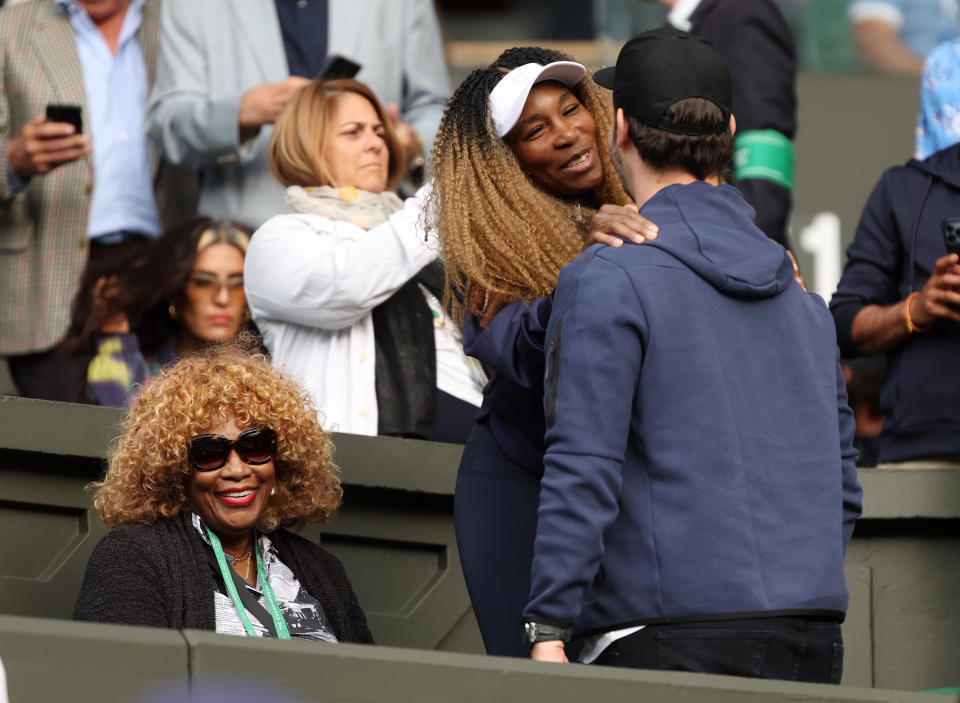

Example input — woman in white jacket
[244,79,483,441]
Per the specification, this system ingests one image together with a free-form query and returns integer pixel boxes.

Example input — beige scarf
[284,185,404,230]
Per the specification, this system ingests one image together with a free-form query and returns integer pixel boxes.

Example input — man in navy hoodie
[830,145,960,464]
[522,28,862,682]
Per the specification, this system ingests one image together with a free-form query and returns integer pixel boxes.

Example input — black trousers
[454,421,541,658]
[593,616,844,684]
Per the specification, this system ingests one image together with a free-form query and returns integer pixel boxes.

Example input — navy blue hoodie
[831,145,960,462]
[526,182,861,636]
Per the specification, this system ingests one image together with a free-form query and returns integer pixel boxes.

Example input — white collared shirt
[55,0,160,239]
[667,0,705,31]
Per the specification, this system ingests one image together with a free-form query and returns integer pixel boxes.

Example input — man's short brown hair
[624,98,734,181]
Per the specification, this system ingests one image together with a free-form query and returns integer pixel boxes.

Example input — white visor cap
[489,61,587,138]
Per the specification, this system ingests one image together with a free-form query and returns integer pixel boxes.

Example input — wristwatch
[523,621,571,648]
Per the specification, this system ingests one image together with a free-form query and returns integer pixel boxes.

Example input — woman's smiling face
[185,415,275,544]
[504,81,604,198]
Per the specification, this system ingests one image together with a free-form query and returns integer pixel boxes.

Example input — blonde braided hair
[426,47,629,326]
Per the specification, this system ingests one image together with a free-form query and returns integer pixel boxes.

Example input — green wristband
[734,129,795,190]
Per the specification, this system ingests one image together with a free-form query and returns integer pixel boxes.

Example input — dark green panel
[0,614,188,703]
[320,534,445,615]
[0,614,941,703]
[328,432,461,494]
[862,533,960,691]
[0,396,122,458]
[183,631,940,703]
[435,605,485,653]
[302,495,480,651]
[843,565,874,687]
[0,501,87,579]
[0,459,107,620]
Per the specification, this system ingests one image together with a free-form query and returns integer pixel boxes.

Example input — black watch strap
[523,621,571,647]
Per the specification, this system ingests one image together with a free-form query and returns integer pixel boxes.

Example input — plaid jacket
[0,0,190,356]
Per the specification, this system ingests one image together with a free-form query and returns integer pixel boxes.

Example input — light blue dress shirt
[56,0,160,239]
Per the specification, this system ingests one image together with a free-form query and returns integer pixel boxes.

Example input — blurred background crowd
[2,0,959,469]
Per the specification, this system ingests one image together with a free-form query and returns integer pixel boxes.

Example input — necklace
[229,548,253,582]
[230,548,253,564]
[204,526,291,639]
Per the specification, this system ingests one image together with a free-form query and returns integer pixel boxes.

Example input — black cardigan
[73,512,373,643]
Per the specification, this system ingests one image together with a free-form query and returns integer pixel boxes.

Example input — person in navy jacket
[523,28,862,682]
[830,144,960,463]
[426,46,657,657]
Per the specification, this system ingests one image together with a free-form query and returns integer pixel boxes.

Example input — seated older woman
[244,79,485,443]
[74,346,371,643]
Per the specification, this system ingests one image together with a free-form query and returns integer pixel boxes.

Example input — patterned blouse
[192,514,338,642]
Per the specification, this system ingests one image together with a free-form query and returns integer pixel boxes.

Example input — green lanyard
[204,526,291,639]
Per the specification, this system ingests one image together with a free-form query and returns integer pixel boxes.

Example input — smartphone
[46,104,83,134]
[315,55,362,81]
[942,217,960,256]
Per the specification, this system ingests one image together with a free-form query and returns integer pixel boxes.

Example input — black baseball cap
[594,27,732,136]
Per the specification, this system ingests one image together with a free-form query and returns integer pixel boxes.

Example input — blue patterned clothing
[917,40,960,158]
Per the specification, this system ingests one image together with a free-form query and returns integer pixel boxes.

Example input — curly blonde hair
[426,47,630,326]
[91,347,341,532]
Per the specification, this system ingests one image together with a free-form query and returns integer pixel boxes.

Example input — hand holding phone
[8,110,89,179]
[911,246,960,328]
[46,104,83,134]
[941,218,960,257]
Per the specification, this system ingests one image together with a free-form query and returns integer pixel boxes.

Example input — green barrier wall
[1,396,959,693]
[0,396,480,654]
[0,615,944,703]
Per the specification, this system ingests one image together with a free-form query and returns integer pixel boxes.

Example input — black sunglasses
[187,427,277,471]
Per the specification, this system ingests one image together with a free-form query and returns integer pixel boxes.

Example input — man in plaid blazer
[0,0,191,401]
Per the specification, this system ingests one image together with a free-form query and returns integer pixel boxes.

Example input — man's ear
[729,113,737,137]
[615,108,632,148]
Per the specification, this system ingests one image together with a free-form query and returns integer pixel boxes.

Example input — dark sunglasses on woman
[188,427,277,471]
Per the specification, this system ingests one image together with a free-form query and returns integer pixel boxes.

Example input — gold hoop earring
[168,303,178,320]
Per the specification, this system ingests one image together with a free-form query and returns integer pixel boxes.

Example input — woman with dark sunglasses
[74,346,372,644]
[61,217,261,408]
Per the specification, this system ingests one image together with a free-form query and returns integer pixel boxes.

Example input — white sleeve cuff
[849,1,904,30]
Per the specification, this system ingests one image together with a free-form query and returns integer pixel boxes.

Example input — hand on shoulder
[587,203,659,248]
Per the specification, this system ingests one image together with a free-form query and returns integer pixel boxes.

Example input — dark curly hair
[63,217,256,358]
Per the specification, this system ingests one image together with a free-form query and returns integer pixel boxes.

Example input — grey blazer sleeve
[145,0,246,169]
[397,0,450,156]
